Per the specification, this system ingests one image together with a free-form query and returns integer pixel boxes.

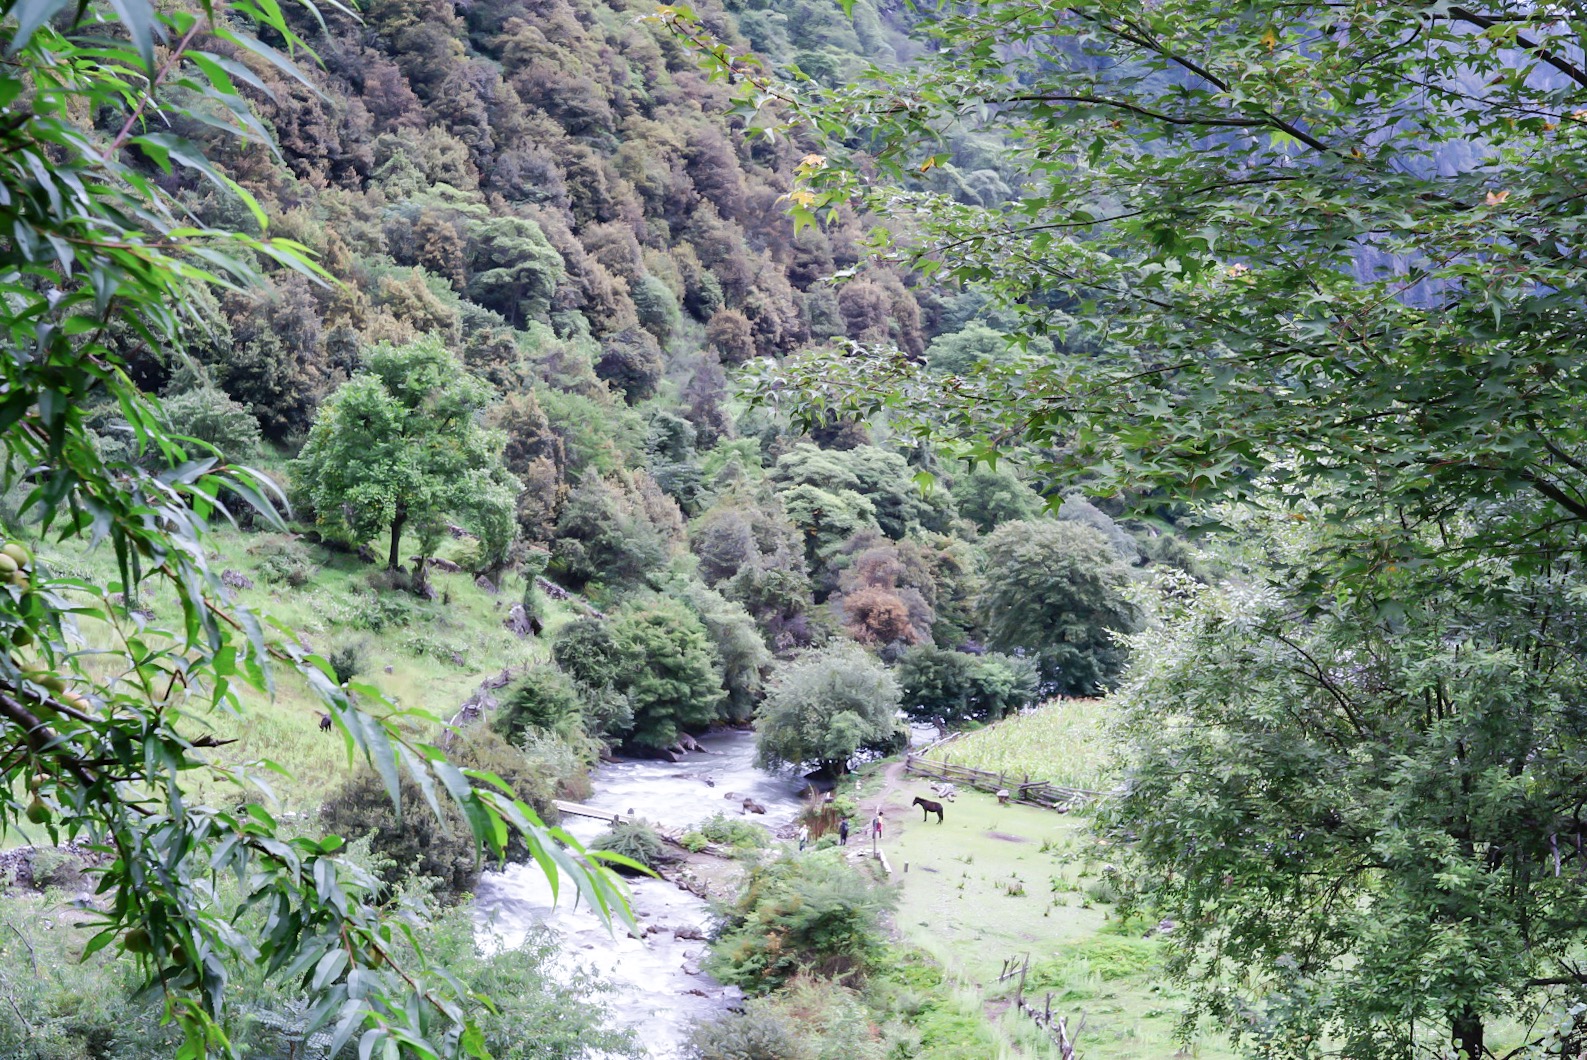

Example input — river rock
[741,798,766,814]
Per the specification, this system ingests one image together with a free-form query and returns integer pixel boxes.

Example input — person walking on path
[870,810,884,857]
[838,817,850,846]
[797,823,810,851]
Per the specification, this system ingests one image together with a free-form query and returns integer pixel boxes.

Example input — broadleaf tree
[0,3,630,1057]
[755,642,902,777]
[1109,507,1587,1058]
[979,519,1136,696]
[294,336,520,576]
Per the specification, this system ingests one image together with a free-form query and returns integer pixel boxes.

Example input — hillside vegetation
[5,0,1569,1053]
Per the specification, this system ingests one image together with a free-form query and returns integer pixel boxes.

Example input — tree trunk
[387,505,407,571]
[1452,1005,1483,1059]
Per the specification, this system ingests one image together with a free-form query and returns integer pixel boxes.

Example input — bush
[697,812,768,850]
[680,831,710,853]
[319,770,478,901]
[709,852,895,993]
[589,820,672,875]
[453,725,582,827]
[689,977,884,1060]
[688,1007,809,1060]
[253,538,317,587]
[495,666,584,743]
[327,640,367,685]
[349,587,423,632]
[317,726,584,899]
[161,384,263,462]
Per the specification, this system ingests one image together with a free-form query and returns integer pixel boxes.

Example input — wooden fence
[995,954,1082,1059]
[902,754,1101,811]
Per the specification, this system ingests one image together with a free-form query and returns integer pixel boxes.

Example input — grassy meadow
[868,722,1238,1059]
[5,527,572,846]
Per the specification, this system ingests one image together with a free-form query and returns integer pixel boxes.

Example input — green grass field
[865,763,1237,1060]
[5,528,570,846]
[924,698,1112,791]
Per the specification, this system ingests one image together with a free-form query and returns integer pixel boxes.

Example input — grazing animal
[913,796,944,823]
[317,711,332,734]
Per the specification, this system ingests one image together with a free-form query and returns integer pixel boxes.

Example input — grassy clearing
[862,763,1237,1060]
[925,698,1111,791]
[5,528,571,847]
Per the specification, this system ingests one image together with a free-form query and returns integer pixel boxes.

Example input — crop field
[924,698,1113,791]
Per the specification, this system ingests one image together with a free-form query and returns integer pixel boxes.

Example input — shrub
[160,384,263,462]
[589,820,672,875]
[495,666,584,743]
[688,1007,809,1060]
[697,813,768,850]
[253,538,317,587]
[701,977,884,1060]
[679,831,709,853]
[327,640,367,685]
[453,725,578,827]
[709,852,895,993]
[319,770,478,901]
[317,726,582,899]
[349,588,423,632]
[518,728,596,806]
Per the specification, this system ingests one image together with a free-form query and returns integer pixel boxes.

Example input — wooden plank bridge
[553,800,637,823]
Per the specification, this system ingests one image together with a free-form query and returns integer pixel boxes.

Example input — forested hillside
[25,0,1583,1053]
[112,0,1177,759]
[0,0,1192,1053]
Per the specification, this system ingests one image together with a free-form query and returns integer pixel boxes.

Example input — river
[472,729,805,1058]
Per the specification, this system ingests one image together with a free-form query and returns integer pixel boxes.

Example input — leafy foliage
[755,642,902,775]
[320,769,481,900]
[293,337,519,572]
[979,520,1136,695]
[495,666,585,743]
[710,852,896,993]
[894,644,1037,726]
[589,819,673,875]
[609,596,726,748]
[1110,511,1587,1055]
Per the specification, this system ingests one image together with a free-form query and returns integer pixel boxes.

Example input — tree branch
[1447,7,1587,91]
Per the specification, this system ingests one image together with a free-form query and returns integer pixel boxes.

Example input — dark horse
[913,796,944,823]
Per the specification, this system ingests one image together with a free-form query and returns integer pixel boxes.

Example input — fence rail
[903,754,1102,811]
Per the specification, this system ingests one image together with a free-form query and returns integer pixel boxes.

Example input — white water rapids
[472,730,805,1058]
